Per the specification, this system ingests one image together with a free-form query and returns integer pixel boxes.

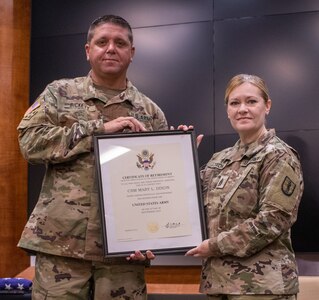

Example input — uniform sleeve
[151,104,169,131]
[17,84,105,164]
[210,152,304,258]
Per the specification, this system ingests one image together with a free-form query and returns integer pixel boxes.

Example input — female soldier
[186,74,303,300]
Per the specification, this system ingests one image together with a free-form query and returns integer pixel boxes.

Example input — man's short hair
[87,15,133,44]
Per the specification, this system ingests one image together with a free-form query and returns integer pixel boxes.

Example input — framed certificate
[94,130,206,256]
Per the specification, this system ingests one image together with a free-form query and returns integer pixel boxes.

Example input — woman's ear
[265,99,272,114]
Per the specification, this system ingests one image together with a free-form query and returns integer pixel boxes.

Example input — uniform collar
[224,129,276,162]
[82,73,141,108]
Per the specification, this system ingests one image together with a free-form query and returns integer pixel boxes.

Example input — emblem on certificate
[94,130,206,256]
[136,149,155,170]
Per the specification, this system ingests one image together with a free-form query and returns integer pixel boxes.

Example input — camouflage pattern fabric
[200,129,303,296]
[17,74,168,262]
[32,252,146,300]
[207,294,296,300]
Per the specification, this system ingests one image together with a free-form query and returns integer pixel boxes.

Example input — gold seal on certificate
[147,222,159,233]
[94,130,206,256]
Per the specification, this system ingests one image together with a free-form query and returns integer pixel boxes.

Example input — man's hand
[104,116,147,133]
[170,125,204,147]
[126,250,155,261]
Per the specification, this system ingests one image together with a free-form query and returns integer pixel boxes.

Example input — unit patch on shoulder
[281,176,296,196]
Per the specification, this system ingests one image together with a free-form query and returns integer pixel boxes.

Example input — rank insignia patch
[282,176,296,196]
[216,175,229,189]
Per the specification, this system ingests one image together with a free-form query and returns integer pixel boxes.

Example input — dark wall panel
[30,34,89,100]
[214,0,319,19]
[277,130,319,251]
[128,22,214,166]
[32,0,213,38]
[214,12,319,134]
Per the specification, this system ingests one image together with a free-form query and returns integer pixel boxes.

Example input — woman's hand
[185,239,210,258]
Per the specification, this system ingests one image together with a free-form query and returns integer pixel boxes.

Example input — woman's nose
[238,103,248,112]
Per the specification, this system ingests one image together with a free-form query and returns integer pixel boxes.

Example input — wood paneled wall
[0,0,31,277]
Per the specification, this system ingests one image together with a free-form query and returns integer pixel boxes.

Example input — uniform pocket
[224,165,259,220]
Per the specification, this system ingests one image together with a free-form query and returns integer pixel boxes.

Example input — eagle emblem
[136,149,155,170]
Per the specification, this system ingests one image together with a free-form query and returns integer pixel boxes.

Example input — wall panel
[0,0,31,276]
[214,12,319,134]
[31,0,213,38]
[214,0,319,19]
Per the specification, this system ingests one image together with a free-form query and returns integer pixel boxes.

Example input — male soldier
[18,15,167,299]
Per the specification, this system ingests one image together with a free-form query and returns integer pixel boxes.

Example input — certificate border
[94,130,206,256]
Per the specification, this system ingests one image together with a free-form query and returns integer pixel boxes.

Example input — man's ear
[85,43,90,61]
[130,46,135,61]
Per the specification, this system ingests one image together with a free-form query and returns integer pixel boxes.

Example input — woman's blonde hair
[224,74,270,104]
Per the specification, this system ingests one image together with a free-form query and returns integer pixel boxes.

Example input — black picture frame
[94,130,206,256]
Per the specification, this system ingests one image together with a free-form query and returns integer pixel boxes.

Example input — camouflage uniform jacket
[17,75,168,262]
[200,129,303,295]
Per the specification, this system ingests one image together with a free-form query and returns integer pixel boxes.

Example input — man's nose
[106,41,116,52]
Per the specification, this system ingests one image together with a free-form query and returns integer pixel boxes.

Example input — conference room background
[28,0,319,254]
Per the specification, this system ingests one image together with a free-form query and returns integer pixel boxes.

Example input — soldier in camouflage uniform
[17,15,168,299]
[186,74,303,300]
